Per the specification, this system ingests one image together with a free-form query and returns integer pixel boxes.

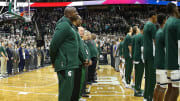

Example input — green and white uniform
[164,17,180,86]
[154,28,168,86]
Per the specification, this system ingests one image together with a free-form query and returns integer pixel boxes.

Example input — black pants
[103,53,108,64]
[34,56,37,69]
[125,58,133,84]
[135,61,144,91]
[7,60,13,74]
[82,67,88,94]
[88,57,97,82]
[111,55,115,68]
[71,67,82,101]
[19,59,25,72]
[41,56,44,67]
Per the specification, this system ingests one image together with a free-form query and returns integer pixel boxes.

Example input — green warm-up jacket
[50,16,79,72]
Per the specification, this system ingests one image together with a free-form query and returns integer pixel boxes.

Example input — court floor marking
[90,91,123,94]
[0,89,57,96]
[5,81,58,89]
[0,88,133,97]
[87,75,128,99]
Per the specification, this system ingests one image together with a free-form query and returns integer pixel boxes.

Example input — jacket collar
[60,16,72,26]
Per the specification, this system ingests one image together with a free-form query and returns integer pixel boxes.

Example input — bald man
[50,7,79,101]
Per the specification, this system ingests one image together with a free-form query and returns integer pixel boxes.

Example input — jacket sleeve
[78,35,88,62]
[50,22,70,64]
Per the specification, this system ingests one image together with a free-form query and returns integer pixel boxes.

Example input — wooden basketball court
[0,65,179,101]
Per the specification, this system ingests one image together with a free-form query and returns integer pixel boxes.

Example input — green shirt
[143,21,157,60]
[154,29,165,69]
[0,46,7,57]
[133,33,143,61]
[164,17,180,70]
[123,34,132,59]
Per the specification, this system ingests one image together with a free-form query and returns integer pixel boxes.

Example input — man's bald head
[64,7,78,20]
[78,27,84,38]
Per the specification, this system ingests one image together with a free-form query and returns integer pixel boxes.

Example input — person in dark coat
[18,44,25,72]
[33,45,38,69]
[40,46,45,67]
[12,45,20,74]
[29,45,34,70]
[6,43,13,75]
[110,41,115,68]
[25,45,30,71]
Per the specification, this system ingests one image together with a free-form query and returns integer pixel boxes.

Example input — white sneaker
[125,84,131,88]
[143,98,147,101]
[79,98,86,101]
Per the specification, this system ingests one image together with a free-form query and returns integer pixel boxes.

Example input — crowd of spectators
[27,5,169,35]
[0,32,51,78]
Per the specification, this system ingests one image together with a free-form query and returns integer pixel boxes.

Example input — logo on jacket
[68,71,72,77]
[86,49,88,55]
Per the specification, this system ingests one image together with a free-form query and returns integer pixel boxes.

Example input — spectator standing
[19,44,25,72]
[0,41,8,77]
[25,45,30,71]
[6,43,14,75]
[37,47,41,68]
[12,45,20,74]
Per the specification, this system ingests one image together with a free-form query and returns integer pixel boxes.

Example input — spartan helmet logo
[68,71,72,77]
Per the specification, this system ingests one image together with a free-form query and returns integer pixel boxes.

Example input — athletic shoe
[125,84,131,88]
[87,82,92,85]
[92,81,97,83]
[85,92,90,94]
[134,91,143,97]
[143,98,147,101]
[79,98,86,101]
[82,94,89,97]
